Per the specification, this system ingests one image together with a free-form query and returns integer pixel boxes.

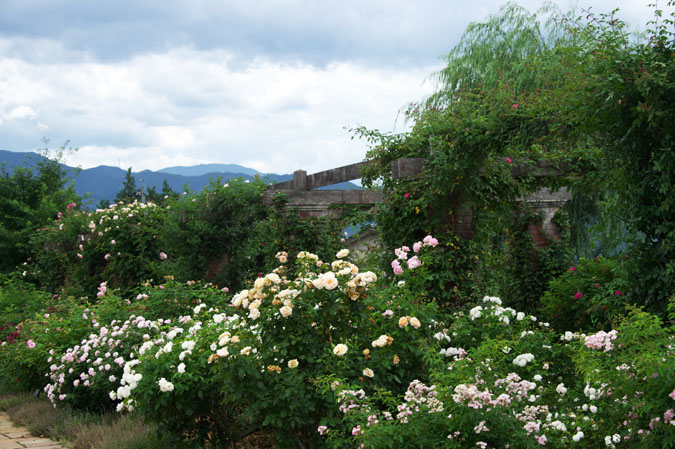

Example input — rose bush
[319,298,674,449]
[542,256,630,331]
[111,244,440,448]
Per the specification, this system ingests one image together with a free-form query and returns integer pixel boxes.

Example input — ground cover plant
[0,391,165,449]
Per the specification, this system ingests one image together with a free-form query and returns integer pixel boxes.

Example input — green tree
[114,168,138,203]
[145,179,178,205]
[359,1,674,315]
[0,144,80,273]
[426,1,575,107]
[570,3,675,313]
[357,2,591,308]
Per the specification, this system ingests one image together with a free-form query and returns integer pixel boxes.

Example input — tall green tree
[570,3,675,312]
[360,1,674,314]
[114,168,138,203]
[0,145,80,272]
[426,1,575,107]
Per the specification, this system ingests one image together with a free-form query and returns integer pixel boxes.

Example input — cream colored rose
[254,277,265,290]
[323,273,338,290]
[410,317,421,328]
[336,249,349,259]
[398,316,409,327]
[266,273,281,284]
[280,306,293,317]
[311,277,325,289]
[333,344,348,356]
[362,368,374,378]
[372,335,389,348]
[288,359,299,369]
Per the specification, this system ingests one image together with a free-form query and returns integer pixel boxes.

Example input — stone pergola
[263,158,571,246]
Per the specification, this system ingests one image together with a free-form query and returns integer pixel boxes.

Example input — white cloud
[0,42,436,173]
[4,105,37,120]
[1,0,670,175]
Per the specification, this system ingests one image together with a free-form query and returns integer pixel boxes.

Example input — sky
[0,1,669,175]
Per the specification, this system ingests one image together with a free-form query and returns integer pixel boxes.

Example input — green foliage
[26,175,352,298]
[429,1,575,105]
[572,308,675,449]
[27,200,167,297]
[563,189,630,259]
[357,59,586,306]
[499,208,572,315]
[159,177,272,291]
[542,256,631,331]
[558,2,675,314]
[0,144,80,273]
[324,299,674,449]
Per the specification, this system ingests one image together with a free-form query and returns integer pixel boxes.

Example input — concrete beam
[263,189,383,206]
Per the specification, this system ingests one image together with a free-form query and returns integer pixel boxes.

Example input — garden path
[0,413,63,449]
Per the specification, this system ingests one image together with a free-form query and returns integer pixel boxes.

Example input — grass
[0,392,163,449]
[0,391,275,448]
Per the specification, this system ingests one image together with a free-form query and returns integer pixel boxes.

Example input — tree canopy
[0,145,80,273]
[358,1,675,315]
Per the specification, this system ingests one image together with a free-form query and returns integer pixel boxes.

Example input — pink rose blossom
[26,340,36,349]
[574,292,583,300]
[406,256,421,270]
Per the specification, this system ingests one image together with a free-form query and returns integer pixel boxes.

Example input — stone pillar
[522,187,571,247]
[293,170,308,191]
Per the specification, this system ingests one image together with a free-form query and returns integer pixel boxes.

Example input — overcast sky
[0,1,668,174]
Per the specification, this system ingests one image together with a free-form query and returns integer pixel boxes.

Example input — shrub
[111,243,440,448]
[42,281,228,411]
[28,200,167,297]
[541,256,630,331]
[320,299,674,449]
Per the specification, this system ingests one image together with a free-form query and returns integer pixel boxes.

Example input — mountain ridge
[0,150,359,207]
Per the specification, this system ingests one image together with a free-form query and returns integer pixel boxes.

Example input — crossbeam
[268,161,372,191]
[263,189,383,207]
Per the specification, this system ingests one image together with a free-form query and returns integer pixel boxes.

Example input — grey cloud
[0,0,474,67]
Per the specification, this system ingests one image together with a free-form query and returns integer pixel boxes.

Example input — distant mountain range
[0,150,359,207]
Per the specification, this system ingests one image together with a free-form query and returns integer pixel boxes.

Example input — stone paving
[0,412,64,449]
